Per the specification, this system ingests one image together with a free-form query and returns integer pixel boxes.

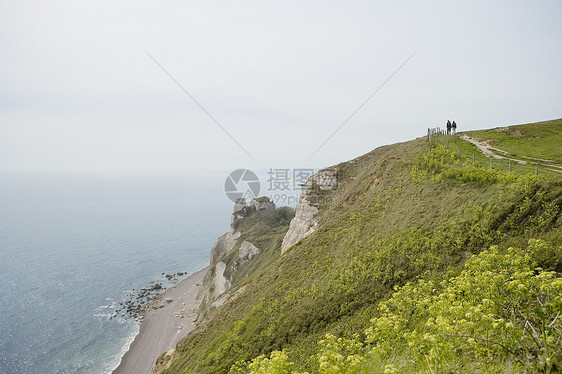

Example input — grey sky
[1,0,560,176]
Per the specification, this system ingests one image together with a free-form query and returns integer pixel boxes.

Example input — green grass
[158,120,562,374]
[431,131,561,178]
[467,118,562,164]
[237,241,562,374]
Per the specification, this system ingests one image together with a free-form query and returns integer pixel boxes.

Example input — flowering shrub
[366,240,561,373]
[411,144,543,186]
[316,334,364,374]
[410,145,459,183]
[229,350,307,374]
[231,240,561,373]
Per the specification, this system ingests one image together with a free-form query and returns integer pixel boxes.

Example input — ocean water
[0,172,232,374]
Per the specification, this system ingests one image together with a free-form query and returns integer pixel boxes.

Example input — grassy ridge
[468,118,562,164]
[161,123,561,373]
[428,118,562,178]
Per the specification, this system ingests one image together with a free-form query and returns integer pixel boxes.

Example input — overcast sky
[1,0,560,176]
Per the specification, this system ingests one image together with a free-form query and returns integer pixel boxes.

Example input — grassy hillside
[426,118,562,179]
[468,118,562,164]
[160,120,561,374]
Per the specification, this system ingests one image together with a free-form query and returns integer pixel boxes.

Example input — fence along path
[460,134,562,174]
[426,128,562,176]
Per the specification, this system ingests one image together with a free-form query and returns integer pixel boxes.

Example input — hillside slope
[159,121,561,374]
[468,118,562,164]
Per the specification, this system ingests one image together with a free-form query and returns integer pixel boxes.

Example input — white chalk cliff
[281,169,338,254]
[197,197,274,315]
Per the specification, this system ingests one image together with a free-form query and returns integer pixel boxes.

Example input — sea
[0,172,233,374]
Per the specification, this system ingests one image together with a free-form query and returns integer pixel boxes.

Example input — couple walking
[447,120,457,135]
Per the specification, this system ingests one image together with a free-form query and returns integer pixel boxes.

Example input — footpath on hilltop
[152,118,561,374]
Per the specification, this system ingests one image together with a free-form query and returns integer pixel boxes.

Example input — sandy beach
[112,267,208,374]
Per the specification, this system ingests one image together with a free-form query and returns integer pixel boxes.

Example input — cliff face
[281,169,338,253]
[199,168,338,314]
[197,197,293,317]
[157,121,562,374]
[198,228,240,311]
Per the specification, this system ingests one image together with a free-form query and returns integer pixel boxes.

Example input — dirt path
[113,267,208,374]
[459,134,562,173]
[460,134,519,161]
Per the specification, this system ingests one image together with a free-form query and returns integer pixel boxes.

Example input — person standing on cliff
[446,120,452,135]
[452,121,457,135]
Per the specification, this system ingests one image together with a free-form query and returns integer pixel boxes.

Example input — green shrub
[411,144,544,186]
[365,241,562,373]
[232,241,562,373]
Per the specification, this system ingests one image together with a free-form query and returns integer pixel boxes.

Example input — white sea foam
[102,322,140,374]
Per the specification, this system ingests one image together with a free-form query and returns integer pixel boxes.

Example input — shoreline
[112,266,208,374]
